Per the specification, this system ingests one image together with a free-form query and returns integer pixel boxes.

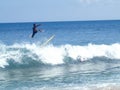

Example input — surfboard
[41,35,55,46]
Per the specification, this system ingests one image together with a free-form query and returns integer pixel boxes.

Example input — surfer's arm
[36,24,41,27]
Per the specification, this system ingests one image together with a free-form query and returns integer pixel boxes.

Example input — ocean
[0,20,120,90]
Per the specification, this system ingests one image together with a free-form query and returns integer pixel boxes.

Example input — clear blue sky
[0,0,120,22]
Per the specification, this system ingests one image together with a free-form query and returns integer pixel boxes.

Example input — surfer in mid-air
[31,23,43,38]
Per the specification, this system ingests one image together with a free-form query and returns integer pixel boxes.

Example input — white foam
[15,83,120,90]
[0,43,120,68]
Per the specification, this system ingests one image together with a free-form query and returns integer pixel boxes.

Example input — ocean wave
[13,83,120,90]
[0,43,120,68]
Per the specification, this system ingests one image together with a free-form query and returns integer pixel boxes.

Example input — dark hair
[33,24,36,26]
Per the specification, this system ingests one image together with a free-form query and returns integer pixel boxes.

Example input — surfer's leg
[31,33,35,38]
[31,31,37,38]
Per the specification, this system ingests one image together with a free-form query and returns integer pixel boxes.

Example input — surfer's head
[33,24,36,27]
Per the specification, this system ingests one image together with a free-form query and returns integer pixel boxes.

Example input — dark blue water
[0,20,120,90]
[1,20,120,45]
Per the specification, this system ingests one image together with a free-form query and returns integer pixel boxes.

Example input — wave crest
[0,43,120,68]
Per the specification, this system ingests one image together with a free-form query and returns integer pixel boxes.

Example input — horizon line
[0,19,120,24]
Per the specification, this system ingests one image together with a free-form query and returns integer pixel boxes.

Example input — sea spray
[0,43,120,68]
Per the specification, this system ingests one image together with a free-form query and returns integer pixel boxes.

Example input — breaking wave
[0,43,120,68]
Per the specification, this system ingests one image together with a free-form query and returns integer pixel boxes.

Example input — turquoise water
[0,20,120,90]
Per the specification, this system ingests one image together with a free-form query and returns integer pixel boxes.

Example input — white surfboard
[41,35,55,46]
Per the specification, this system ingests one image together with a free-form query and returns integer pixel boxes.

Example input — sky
[0,0,120,23]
